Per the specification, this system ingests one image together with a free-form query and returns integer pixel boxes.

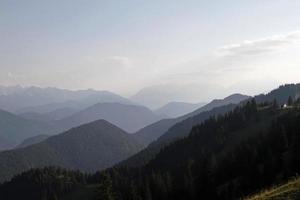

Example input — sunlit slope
[246,177,300,200]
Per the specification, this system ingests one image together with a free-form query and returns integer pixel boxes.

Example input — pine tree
[144,178,152,200]
[288,96,294,106]
[272,99,279,109]
[96,173,115,200]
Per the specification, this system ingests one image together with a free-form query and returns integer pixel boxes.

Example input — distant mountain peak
[57,102,162,133]
[73,119,122,130]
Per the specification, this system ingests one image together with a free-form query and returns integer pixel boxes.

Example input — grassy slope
[246,177,300,200]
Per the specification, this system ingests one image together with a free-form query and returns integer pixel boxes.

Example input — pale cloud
[107,56,132,68]
[85,55,132,70]
[216,31,300,57]
[6,72,26,82]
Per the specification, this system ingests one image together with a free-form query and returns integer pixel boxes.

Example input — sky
[1,0,300,103]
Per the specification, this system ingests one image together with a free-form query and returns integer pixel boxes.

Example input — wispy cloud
[85,55,132,70]
[216,31,300,57]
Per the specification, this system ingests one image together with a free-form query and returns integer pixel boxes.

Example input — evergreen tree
[272,99,279,109]
[144,178,152,200]
[96,173,115,200]
[288,96,294,106]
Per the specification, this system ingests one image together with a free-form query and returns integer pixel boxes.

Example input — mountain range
[1,83,299,191]
[18,106,79,122]
[0,102,163,151]
[0,92,250,182]
[2,84,300,200]
[0,86,133,113]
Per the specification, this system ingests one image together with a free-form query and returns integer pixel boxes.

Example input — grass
[245,177,300,200]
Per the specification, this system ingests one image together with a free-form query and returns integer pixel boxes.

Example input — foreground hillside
[0,120,143,183]
[246,177,300,200]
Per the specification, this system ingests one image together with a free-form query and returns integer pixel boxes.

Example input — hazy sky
[1,0,300,102]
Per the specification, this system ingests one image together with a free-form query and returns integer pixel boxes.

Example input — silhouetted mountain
[44,107,80,120]
[133,93,249,146]
[57,103,162,133]
[0,136,13,152]
[15,135,50,149]
[0,120,143,183]
[155,102,206,118]
[0,86,133,113]
[18,112,55,122]
[17,100,82,114]
[19,107,78,122]
[0,109,60,151]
